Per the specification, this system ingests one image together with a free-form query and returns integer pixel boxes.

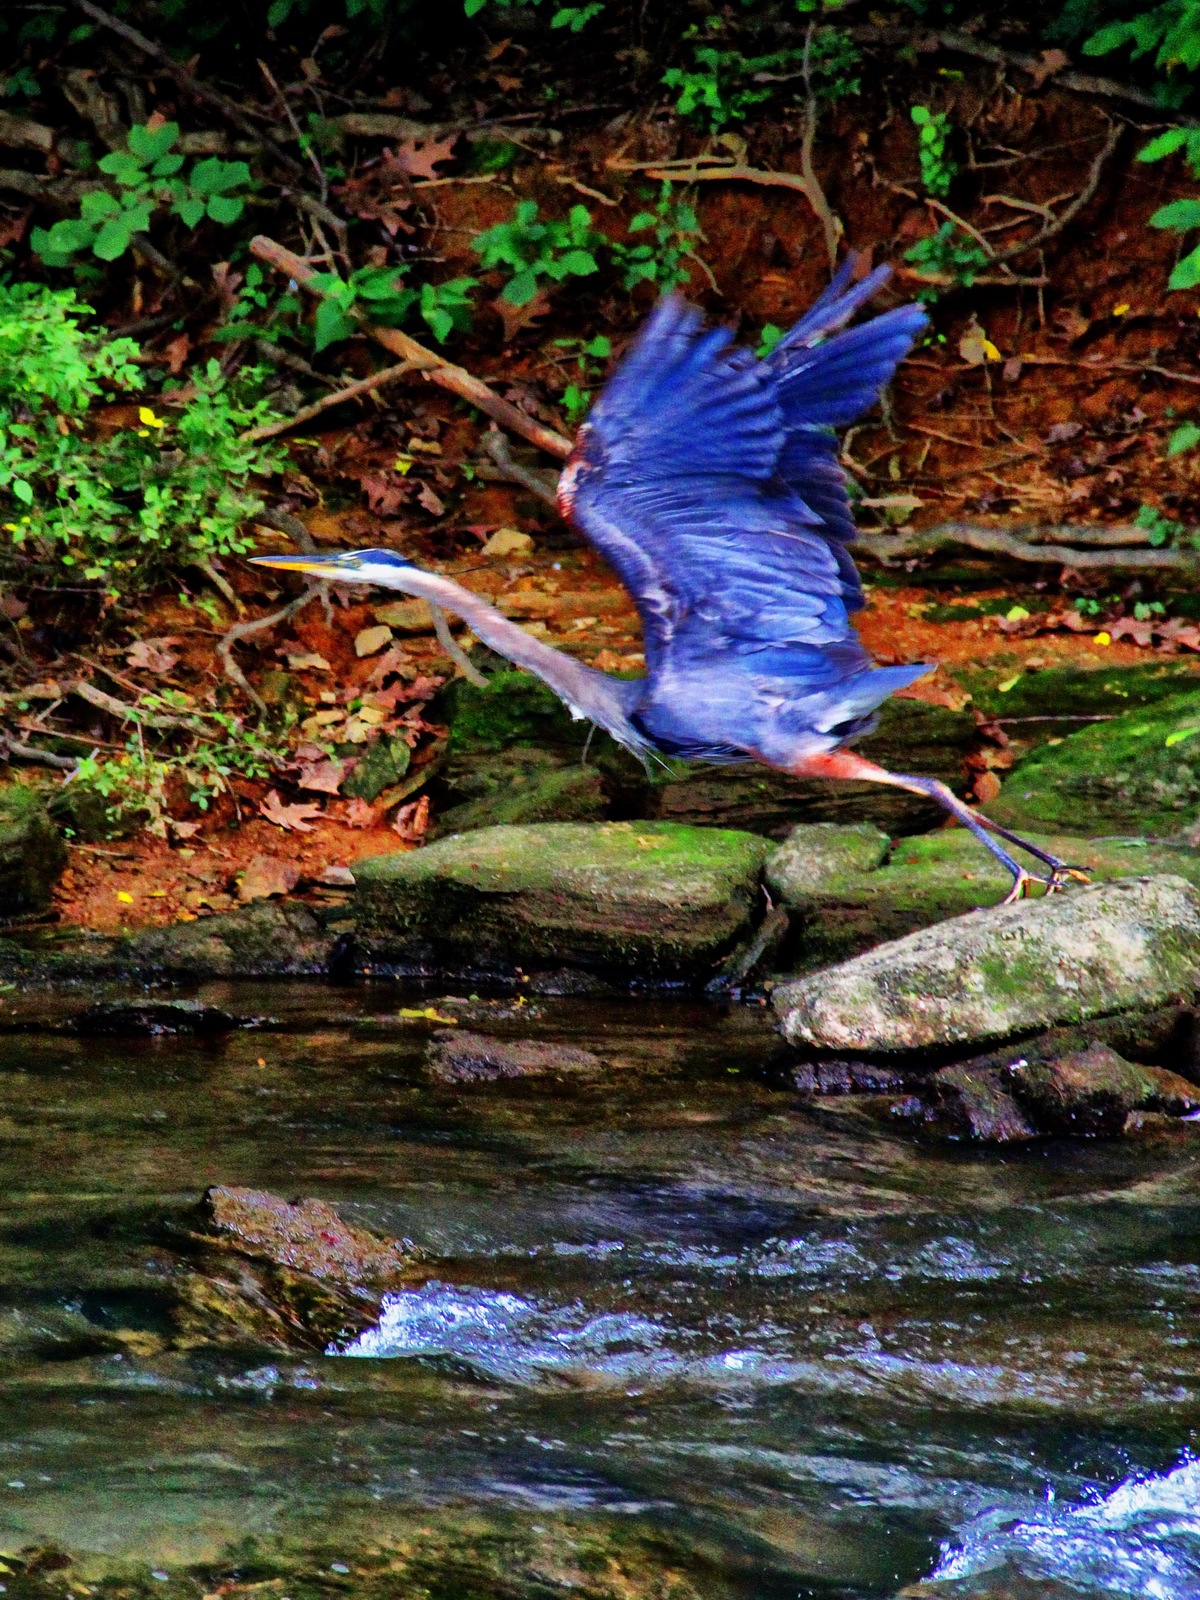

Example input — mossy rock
[770,824,1200,973]
[961,661,1200,720]
[987,689,1200,837]
[774,874,1200,1054]
[0,783,66,916]
[431,750,608,838]
[353,820,771,977]
[343,733,412,801]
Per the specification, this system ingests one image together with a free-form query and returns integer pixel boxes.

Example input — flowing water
[0,981,1197,1599]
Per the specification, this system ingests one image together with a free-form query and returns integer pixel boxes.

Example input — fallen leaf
[116,890,134,904]
[416,482,446,517]
[1025,47,1069,88]
[482,527,533,558]
[161,332,191,374]
[238,854,301,903]
[397,1006,458,1023]
[1045,421,1083,444]
[355,624,394,658]
[496,288,550,344]
[392,793,430,842]
[285,650,332,672]
[319,864,356,886]
[342,797,384,828]
[297,757,347,794]
[168,818,203,840]
[973,771,1003,805]
[260,790,324,833]
[374,599,433,633]
[126,636,182,674]
[393,131,459,181]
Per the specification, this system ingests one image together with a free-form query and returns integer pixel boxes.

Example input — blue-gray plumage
[252,257,1085,902]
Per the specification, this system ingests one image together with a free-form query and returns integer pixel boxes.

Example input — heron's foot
[996,856,1090,906]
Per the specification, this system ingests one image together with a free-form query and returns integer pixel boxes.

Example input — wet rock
[773,875,1200,1053]
[765,822,890,905]
[172,1186,423,1352]
[987,688,1200,837]
[75,998,240,1035]
[425,1028,604,1083]
[127,900,338,978]
[431,749,608,839]
[928,1063,1038,1143]
[1141,1063,1200,1114]
[343,733,412,801]
[1007,1044,1163,1136]
[353,821,771,979]
[0,783,66,916]
[789,1058,906,1097]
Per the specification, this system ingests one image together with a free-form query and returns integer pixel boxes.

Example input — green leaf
[424,306,453,342]
[98,150,146,185]
[11,479,33,506]
[93,216,135,260]
[313,297,355,351]
[1082,20,1137,56]
[80,190,121,222]
[150,153,185,178]
[1150,198,1200,231]
[1138,128,1189,163]
[503,268,539,306]
[1169,244,1200,291]
[1168,421,1200,456]
[464,0,487,12]
[190,157,251,196]
[173,196,205,228]
[557,248,597,275]
[127,121,179,163]
[910,105,930,125]
[206,194,244,224]
[267,0,294,24]
[628,211,655,231]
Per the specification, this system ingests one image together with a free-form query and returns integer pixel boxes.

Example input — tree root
[241,359,417,443]
[856,522,1200,571]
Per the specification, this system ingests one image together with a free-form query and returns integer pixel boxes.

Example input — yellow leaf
[981,338,1002,361]
[1165,727,1198,747]
[1004,604,1030,622]
[138,406,165,428]
[1094,630,1112,646]
[397,1006,458,1024]
[1112,303,1130,317]
[393,456,413,475]
[997,674,1022,693]
[116,891,134,903]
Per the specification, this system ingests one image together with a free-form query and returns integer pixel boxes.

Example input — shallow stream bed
[0,982,1196,1599]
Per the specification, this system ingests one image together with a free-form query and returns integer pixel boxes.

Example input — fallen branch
[483,426,561,509]
[218,587,320,710]
[993,122,1122,266]
[800,20,841,269]
[253,508,318,554]
[70,679,199,730]
[0,733,77,772]
[856,521,1200,570]
[430,606,488,687]
[241,358,417,443]
[250,235,574,462]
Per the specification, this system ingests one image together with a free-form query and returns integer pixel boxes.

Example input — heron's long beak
[249,553,365,580]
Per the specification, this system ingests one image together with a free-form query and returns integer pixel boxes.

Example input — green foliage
[553,333,612,424]
[911,104,956,197]
[1082,0,1200,83]
[462,0,604,26]
[1135,503,1192,546]
[0,283,283,589]
[611,182,701,292]
[1168,418,1200,455]
[663,29,859,132]
[903,221,989,298]
[472,200,603,305]
[306,265,477,350]
[31,122,252,266]
[755,323,784,358]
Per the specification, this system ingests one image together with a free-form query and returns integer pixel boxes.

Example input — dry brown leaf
[355,624,394,658]
[393,793,430,842]
[285,650,333,672]
[496,289,550,344]
[394,132,458,180]
[416,482,446,517]
[260,790,324,832]
[1026,47,1069,88]
[238,854,301,903]
[297,757,348,795]
[342,797,384,828]
[161,333,191,374]
[974,771,1003,805]
[126,636,182,675]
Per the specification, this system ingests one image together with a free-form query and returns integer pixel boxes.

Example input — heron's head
[249,548,414,586]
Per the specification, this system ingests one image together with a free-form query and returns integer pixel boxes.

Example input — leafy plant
[911,104,956,197]
[471,200,603,305]
[0,283,283,588]
[553,333,612,424]
[663,30,858,132]
[462,0,604,26]
[1135,503,1193,546]
[32,121,252,265]
[903,222,989,298]
[306,264,476,350]
[1082,1,1200,90]
[611,182,702,292]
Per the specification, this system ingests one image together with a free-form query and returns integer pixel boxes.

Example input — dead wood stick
[430,607,488,687]
[0,734,77,772]
[800,20,840,269]
[483,426,562,509]
[993,123,1121,266]
[849,23,1200,126]
[856,522,1200,570]
[241,359,417,443]
[253,508,317,553]
[250,235,574,461]
[70,679,199,730]
[70,0,309,182]
[218,587,320,709]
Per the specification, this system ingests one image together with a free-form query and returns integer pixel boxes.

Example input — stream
[0,981,1196,1599]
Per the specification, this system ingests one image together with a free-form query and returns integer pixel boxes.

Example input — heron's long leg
[791,750,1090,905]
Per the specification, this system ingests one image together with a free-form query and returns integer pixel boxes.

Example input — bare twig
[0,734,77,772]
[70,679,199,730]
[483,426,562,509]
[856,521,1200,571]
[800,20,841,269]
[253,509,318,554]
[218,588,320,709]
[251,234,574,460]
[993,122,1122,266]
[193,556,244,615]
[430,606,488,687]
[241,359,417,443]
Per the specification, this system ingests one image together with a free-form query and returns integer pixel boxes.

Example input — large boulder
[353,820,771,978]
[0,783,65,916]
[766,824,1200,973]
[986,688,1200,837]
[430,748,608,839]
[773,874,1200,1053]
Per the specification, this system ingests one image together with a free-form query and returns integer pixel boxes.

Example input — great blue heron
[253,257,1083,902]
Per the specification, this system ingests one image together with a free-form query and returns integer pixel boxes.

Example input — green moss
[0,782,66,915]
[962,662,1200,719]
[988,688,1200,835]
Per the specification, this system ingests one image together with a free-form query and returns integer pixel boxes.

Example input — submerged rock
[1005,1043,1200,1135]
[353,821,771,979]
[426,1028,604,1084]
[0,783,65,916]
[987,688,1200,837]
[928,1062,1038,1143]
[773,875,1200,1053]
[119,901,337,978]
[75,998,241,1035]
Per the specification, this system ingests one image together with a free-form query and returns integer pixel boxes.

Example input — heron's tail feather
[769,304,928,430]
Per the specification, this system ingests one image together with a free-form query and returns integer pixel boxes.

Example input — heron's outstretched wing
[560,266,926,672]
